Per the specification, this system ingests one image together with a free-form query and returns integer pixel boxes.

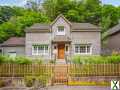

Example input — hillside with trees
[0,0,120,43]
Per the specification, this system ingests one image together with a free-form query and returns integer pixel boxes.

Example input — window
[75,44,91,54]
[32,45,49,55]
[57,26,65,35]
[8,52,16,58]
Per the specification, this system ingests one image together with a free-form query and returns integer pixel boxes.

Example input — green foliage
[33,58,43,64]
[15,56,32,64]
[106,55,120,64]
[24,76,35,87]
[0,7,50,43]
[24,75,49,87]
[38,75,49,87]
[71,55,120,64]
[0,55,33,64]
[0,55,6,64]
[49,60,55,64]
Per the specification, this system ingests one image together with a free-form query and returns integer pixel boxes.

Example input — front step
[56,60,66,64]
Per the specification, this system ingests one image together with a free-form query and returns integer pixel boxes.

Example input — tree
[0,6,25,24]
[0,10,50,43]
[101,5,120,33]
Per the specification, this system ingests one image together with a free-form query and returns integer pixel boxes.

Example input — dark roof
[25,23,50,33]
[1,37,25,47]
[107,23,120,36]
[52,36,71,42]
[71,23,100,30]
[29,23,50,30]
[25,23,100,32]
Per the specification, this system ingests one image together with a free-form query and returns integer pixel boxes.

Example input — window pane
[45,45,48,53]
[33,46,37,54]
[58,26,64,32]
[33,45,48,55]
[75,45,79,53]
[8,52,16,58]
[87,45,90,53]
[75,44,91,54]
[80,45,86,53]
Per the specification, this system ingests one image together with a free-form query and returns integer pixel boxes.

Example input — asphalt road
[47,85,111,90]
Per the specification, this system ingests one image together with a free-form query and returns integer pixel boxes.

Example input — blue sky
[101,0,120,6]
[0,0,27,7]
[0,0,120,7]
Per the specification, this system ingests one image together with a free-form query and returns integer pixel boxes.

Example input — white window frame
[57,26,65,35]
[74,44,92,55]
[32,44,49,55]
[8,51,17,58]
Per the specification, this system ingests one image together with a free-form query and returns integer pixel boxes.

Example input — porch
[52,36,71,63]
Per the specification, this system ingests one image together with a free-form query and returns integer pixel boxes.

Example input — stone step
[56,60,66,64]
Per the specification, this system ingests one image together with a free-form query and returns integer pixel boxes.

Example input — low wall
[68,76,120,86]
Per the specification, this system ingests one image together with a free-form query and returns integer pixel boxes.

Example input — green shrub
[106,55,120,63]
[71,55,120,64]
[24,76,36,87]
[49,60,55,64]
[0,55,14,64]
[24,75,48,87]
[38,75,48,87]
[0,55,6,64]
[71,55,82,64]
[33,58,43,64]
[15,56,32,64]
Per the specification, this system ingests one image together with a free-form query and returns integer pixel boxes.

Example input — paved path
[47,85,110,90]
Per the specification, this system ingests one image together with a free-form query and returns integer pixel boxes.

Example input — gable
[51,16,71,36]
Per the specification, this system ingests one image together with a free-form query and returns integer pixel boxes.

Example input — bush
[15,56,32,64]
[33,58,43,64]
[71,55,120,64]
[0,55,6,64]
[0,55,14,64]
[24,76,36,87]
[71,55,82,64]
[49,60,55,64]
[24,75,48,87]
[106,55,120,63]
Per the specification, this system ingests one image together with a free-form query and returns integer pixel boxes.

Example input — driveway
[47,85,110,90]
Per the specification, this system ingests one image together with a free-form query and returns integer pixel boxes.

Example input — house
[104,23,120,54]
[1,37,25,57]
[1,14,101,60]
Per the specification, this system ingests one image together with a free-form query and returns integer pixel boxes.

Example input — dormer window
[57,26,65,35]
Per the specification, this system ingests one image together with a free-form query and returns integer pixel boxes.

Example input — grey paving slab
[47,85,111,90]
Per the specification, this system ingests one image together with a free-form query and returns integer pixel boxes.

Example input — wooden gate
[52,64,69,85]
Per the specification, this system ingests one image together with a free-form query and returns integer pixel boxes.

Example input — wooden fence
[69,64,120,76]
[0,64,120,77]
[0,64,54,77]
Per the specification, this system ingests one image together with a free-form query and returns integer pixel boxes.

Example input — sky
[101,0,120,6]
[0,0,120,7]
